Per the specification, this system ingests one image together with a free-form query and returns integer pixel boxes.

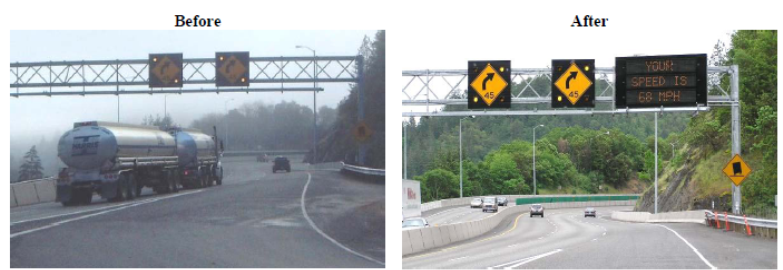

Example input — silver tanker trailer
[56,121,222,206]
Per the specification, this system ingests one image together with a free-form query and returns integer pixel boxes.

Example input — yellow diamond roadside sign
[722,154,752,186]
[554,62,593,106]
[148,53,183,88]
[353,121,373,142]
[468,61,511,109]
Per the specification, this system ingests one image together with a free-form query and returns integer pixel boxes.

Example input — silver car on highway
[470,198,483,208]
[530,204,545,217]
[585,207,596,217]
[402,217,430,229]
[482,197,498,213]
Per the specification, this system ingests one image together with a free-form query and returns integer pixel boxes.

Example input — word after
[175,15,221,27]
[571,15,608,27]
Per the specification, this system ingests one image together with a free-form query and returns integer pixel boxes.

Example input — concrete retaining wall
[10,178,56,208]
[403,199,637,256]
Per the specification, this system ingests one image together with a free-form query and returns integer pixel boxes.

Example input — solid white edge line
[656,224,717,269]
[300,172,385,266]
[11,190,202,239]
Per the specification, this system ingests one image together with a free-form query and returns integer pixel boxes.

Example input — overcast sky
[10,30,376,144]
[399,28,735,115]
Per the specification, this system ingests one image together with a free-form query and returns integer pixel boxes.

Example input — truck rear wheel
[126,175,137,200]
[111,176,128,202]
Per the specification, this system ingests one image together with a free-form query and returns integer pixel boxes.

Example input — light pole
[459,116,474,198]
[533,124,544,195]
[163,94,175,128]
[403,121,409,179]
[224,99,234,151]
[296,45,318,164]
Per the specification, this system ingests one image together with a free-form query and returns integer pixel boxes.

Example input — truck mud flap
[56,185,72,202]
[100,180,121,200]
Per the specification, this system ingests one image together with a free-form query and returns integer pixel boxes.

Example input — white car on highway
[470,198,483,208]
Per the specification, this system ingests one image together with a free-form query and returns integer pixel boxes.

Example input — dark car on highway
[530,204,544,218]
[585,207,596,217]
[272,156,291,173]
[497,197,509,206]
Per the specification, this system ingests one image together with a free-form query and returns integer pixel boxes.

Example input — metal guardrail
[341,162,385,177]
[705,211,777,229]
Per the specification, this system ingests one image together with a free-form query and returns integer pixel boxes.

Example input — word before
[175,15,221,27]
[571,15,608,27]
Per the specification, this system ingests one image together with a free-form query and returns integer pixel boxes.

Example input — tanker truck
[56,121,223,206]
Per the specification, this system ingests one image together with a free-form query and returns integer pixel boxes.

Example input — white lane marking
[537,237,544,240]
[656,224,717,270]
[11,190,203,239]
[507,244,518,248]
[12,200,141,225]
[490,249,563,269]
[591,238,597,241]
[300,173,384,266]
[449,256,470,262]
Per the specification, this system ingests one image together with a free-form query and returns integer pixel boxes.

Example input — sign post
[468,61,511,109]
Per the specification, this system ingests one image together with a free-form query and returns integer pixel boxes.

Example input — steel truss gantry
[401,66,735,117]
[10,55,362,97]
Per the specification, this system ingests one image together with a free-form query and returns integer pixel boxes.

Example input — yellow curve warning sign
[722,154,752,186]
[151,56,181,85]
[554,63,593,105]
[218,55,248,84]
[469,63,508,107]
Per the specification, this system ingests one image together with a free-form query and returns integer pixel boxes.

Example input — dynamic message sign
[615,54,707,108]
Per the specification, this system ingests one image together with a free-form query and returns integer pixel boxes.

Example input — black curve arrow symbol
[483,73,495,90]
[565,71,577,89]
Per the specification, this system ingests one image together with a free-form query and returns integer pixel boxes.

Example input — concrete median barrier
[12,182,39,206]
[403,195,637,256]
[402,230,413,255]
[10,178,57,208]
[612,210,706,224]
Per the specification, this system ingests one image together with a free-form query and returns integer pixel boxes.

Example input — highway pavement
[423,202,517,226]
[10,157,385,268]
[404,206,777,269]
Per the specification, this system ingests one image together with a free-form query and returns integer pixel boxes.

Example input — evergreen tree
[18,146,44,182]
